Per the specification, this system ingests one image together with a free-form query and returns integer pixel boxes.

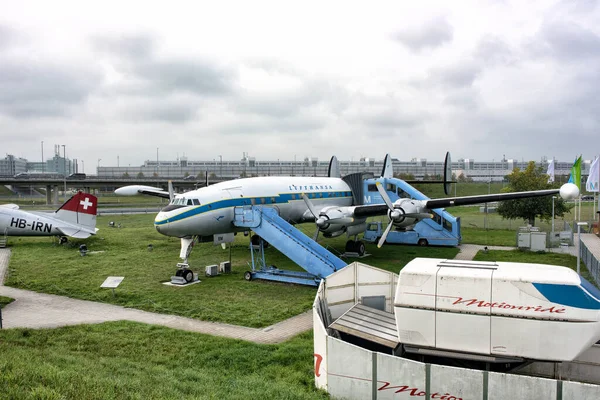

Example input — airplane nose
[154,213,168,236]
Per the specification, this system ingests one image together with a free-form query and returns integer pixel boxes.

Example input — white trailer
[314,261,600,399]
[395,258,600,362]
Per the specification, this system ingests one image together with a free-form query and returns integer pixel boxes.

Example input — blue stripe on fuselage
[154,191,353,226]
[533,281,600,310]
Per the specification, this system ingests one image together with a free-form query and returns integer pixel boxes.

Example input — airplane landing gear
[169,236,200,285]
[345,240,366,256]
[251,234,269,249]
[175,264,195,283]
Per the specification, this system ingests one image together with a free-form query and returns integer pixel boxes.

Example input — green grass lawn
[0,321,327,400]
[2,207,596,399]
[4,214,458,328]
[0,296,14,308]
[4,207,595,327]
[460,227,518,246]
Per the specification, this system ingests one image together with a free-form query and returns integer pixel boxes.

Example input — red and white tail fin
[54,192,98,232]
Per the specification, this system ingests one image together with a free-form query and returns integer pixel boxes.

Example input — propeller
[302,194,322,240]
[374,181,433,248]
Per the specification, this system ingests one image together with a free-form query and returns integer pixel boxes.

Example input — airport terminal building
[1,153,593,182]
[96,156,591,183]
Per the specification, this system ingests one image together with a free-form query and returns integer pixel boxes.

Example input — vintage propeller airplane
[0,191,99,243]
[115,154,580,283]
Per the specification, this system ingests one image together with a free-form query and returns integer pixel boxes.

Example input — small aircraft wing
[55,226,96,239]
[0,204,19,210]
[114,185,170,199]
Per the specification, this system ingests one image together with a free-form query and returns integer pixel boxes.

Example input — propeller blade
[302,193,320,219]
[312,229,319,241]
[375,181,395,210]
[377,222,394,248]
[168,180,174,202]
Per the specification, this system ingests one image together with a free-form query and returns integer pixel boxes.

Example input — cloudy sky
[1,0,599,170]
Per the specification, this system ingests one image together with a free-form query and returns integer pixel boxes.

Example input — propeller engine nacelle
[375,182,434,248]
[385,199,434,229]
[316,206,356,233]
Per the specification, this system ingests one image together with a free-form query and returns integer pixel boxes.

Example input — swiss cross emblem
[80,197,93,210]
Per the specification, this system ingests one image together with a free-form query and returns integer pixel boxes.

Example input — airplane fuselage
[154,176,354,238]
[0,209,63,236]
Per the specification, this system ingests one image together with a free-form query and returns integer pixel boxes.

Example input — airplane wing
[323,182,579,226]
[424,189,561,209]
[0,204,19,210]
[114,185,170,199]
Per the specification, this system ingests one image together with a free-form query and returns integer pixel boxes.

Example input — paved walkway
[0,248,311,344]
[2,234,599,340]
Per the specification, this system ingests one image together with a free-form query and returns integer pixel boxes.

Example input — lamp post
[219,155,222,178]
[576,222,588,275]
[97,158,101,175]
[552,196,556,233]
[62,145,67,200]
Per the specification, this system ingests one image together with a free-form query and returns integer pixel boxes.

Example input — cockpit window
[192,199,200,205]
[187,199,193,205]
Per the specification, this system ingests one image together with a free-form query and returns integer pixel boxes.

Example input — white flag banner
[546,159,555,183]
[586,156,599,192]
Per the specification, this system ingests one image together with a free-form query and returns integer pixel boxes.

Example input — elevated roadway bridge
[0,177,226,205]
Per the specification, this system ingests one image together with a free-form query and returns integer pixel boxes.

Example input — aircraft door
[0,211,9,234]
[223,187,244,200]
[435,266,492,354]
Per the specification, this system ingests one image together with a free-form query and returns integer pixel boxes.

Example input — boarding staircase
[0,228,7,248]
[233,206,347,286]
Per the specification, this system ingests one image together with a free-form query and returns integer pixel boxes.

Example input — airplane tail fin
[53,192,98,233]
[381,154,393,178]
[328,156,341,178]
[443,151,452,195]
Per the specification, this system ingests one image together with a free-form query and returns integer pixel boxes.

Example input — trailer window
[443,219,453,232]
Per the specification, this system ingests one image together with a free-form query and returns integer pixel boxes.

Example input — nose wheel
[171,263,197,284]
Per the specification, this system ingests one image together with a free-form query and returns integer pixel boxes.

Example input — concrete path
[454,244,517,260]
[0,248,311,344]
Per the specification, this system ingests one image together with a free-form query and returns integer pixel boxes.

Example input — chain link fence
[581,240,600,286]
